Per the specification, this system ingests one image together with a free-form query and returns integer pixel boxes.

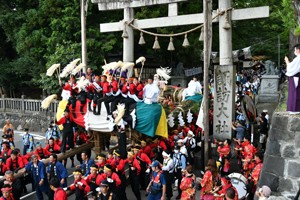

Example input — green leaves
[0,0,297,97]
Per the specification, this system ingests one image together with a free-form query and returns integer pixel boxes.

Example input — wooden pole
[203,0,212,165]
[13,142,94,179]
[81,0,87,73]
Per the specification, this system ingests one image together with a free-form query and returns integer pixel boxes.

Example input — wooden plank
[91,0,187,10]
[100,6,269,32]
[13,142,94,179]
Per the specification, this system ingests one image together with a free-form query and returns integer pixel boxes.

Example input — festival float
[42,57,205,155]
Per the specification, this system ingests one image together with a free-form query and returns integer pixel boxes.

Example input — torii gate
[91,0,269,139]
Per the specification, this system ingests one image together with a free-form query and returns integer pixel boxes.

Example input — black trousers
[116,173,128,200]
[97,95,114,114]
[120,98,136,115]
[174,169,183,197]
[109,95,124,115]
[61,130,74,152]
[163,171,173,198]
[138,161,147,190]
[129,170,141,200]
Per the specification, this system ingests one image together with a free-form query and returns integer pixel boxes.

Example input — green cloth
[135,102,162,137]
[185,94,203,102]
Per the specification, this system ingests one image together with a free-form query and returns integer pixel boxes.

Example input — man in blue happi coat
[47,153,68,200]
[25,154,49,200]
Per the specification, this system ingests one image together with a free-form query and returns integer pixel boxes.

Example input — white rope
[125,8,232,37]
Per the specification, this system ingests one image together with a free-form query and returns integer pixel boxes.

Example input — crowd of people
[0,65,276,200]
[0,111,271,200]
[60,67,161,121]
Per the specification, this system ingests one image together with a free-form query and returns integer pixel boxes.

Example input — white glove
[107,178,113,183]
[77,182,83,186]
[63,187,68,191]
[96,187,101,192]
[145,168,150,174]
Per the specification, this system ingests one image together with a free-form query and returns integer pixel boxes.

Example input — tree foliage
[0,0,297,97]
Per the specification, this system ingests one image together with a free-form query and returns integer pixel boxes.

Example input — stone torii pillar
[213,0,269,140]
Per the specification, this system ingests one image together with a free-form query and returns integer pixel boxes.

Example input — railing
[0,95,58,115]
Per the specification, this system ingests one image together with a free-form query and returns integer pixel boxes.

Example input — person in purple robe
[285,44,300,113]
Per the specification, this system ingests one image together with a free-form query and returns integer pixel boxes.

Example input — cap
[263,109,268,113]
[24,128,29,131]
[177,139,184,143]
[100,180,109,187]
[162,151,170,158]
[259,185,271,197]
[187,130,194,137]
[150,160,160,167]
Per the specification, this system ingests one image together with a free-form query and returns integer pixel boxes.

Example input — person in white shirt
[263,109,269,122]
[177,139,188,157]
[161,151,174,200]
[183,130,196,164]
[285,44,300,113]
[182,76,202,101]
[143,75,160,104]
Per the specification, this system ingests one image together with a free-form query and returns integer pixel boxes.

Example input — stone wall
[259,112,300,199]
[0,112,52,133]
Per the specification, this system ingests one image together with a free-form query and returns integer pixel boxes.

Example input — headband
[1,187,12,192]
[104,166,112,172]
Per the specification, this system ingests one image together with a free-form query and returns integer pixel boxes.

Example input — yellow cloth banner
[56,100,68,130]
[155,106,168,138]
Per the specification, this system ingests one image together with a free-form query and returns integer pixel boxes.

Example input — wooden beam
[91,0,187,10]
[13,142,94,179]
[100,6,269,32]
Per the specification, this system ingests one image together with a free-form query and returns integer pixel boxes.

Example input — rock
[295,132,300,149]
[278,178,293,193]
[289,117,300,132]
[271,115,289,130]
[265,140,281,156]
[288,161,300,178]
[263,154,285,177]
[282,145,296,158]
[268,128,295,142]
[259,171,279,191]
